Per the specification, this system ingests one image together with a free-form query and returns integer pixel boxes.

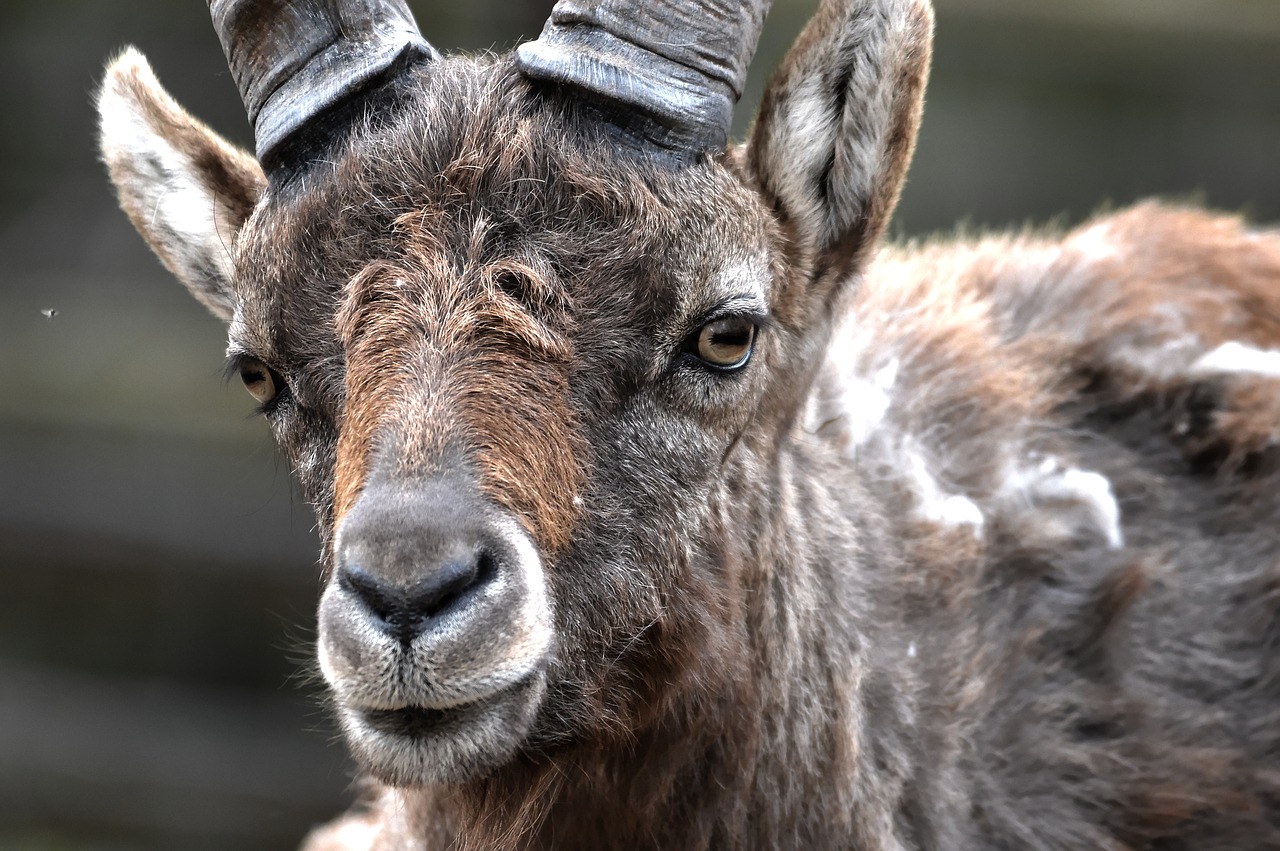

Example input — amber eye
[693,316,757,369]
[237,357,279,405]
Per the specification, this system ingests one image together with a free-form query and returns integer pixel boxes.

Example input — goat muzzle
[318,476,554,784]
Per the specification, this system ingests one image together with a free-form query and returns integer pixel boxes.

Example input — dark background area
[2,0,1277,847]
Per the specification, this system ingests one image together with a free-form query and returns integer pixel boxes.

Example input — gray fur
[97,1,1280,849]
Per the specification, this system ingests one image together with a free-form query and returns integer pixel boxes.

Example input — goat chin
[335,672,548,786]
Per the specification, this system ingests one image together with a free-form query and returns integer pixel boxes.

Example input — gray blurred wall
[1,0,1277,848]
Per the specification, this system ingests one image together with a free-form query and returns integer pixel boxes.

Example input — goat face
[98,0,931,788]
[231,80,785,785]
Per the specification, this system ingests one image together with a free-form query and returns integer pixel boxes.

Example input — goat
[97,0,1280,848]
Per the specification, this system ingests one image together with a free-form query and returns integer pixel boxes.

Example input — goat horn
[515,0,772,155]
[209,0,437,173]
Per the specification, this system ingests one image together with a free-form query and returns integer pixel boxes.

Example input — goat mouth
[340,672,547,785]
[360,700,488,737]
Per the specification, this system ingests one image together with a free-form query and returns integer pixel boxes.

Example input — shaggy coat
[98,0,1280,848]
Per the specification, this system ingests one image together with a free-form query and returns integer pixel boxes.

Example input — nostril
[338,552,494,645]
[409,555,481,619]
[338,564,398,621]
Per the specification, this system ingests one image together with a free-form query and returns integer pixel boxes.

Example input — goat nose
[337,552,492,645]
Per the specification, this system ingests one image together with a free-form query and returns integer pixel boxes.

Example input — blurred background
[1,0,1277,847]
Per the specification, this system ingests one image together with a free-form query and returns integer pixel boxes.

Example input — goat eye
[238,358,279,405]
[693,316,757,369]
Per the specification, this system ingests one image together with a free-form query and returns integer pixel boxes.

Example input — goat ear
[98,48,265,322]
[744,0,931,285]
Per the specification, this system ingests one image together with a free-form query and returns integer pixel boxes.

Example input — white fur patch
[830,357,899,447]
[1068,221,1119,263]
[1003,457,1124,549]
[1190,342,1280,379]
[850,359,900,442]
[302,812,382,851]
[99,52,233,278]
[904,444,985,537]
[804,312,902,451]
[98,48,261,320]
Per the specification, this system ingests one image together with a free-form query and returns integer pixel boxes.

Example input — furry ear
[98,48,265,321]
[745,0,932,284]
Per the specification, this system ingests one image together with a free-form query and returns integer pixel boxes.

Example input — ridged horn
[515,0,772,155]
[209,0,437,171]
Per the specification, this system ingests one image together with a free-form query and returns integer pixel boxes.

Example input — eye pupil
[238,358,279,405]
[695,317,757,369]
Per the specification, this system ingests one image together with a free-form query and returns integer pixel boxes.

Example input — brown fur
[333,247,584,551]
[96,1,1280,848]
